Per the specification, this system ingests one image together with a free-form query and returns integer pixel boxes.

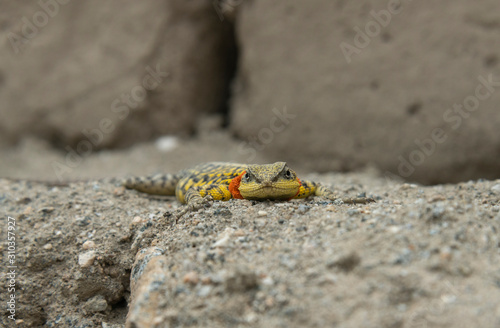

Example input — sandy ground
[1,135,500,327]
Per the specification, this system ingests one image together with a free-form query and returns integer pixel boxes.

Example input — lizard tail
[123,173,178,196]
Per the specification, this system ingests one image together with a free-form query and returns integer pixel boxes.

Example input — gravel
[1,171,500,327]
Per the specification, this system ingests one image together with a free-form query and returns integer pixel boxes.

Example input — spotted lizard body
[124,162,374,218]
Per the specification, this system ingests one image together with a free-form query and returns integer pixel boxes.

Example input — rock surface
[230,0,500,184]
[1,171,499,327]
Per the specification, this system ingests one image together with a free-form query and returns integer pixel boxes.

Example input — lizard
[123,162,375,220]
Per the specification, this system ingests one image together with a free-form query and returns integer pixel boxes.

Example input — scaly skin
[124,162,374,219]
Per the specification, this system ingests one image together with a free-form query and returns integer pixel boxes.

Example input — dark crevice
[111,296,128,310]
[219,19,239,128]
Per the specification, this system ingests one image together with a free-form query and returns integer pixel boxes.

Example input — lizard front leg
[167,184,233,221]
[294,180,375,204]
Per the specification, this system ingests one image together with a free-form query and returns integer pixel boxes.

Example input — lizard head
[238,162,301,200]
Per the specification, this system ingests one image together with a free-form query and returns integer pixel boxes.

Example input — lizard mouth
[239,185,299,200]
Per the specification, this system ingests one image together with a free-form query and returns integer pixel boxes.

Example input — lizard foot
[164,195,214,223]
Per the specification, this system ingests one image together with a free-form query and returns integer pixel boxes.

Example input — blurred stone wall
[0,0,235,148]
[1,0,499,184]
[230,0,500,184]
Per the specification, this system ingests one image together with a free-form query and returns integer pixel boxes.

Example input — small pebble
[317,273,338,285]
[265,296,275,307]
[23,206,34,215]
[201,276,212,285]
[213,234,230,247]
[198,285,212,297]
[75,216,91,226]
[78,251,96,268]
[113,187,125,196]
[261,276,274,286]
[83,295,108,313]
[400,183,418,190]
[155,135,179,152]
[131,216,144,226]
[387,226,401,234]
[441,294,457,304]
[429,195,445,202]
[234,229,245,237]
[38,207,55,214]
[82,240,96,250]
[245,312,258,323]
[258,210,268,217]
[183,271,199,285]
[440,247,452,260]
[491,184,500,194]
[43,243,53,250]
[102,322,122,328]
[213,229,233,247]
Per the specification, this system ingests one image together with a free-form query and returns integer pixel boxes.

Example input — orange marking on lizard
[229,171,245,199]
[288,178,302,200]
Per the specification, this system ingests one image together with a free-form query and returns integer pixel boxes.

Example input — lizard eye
[285,169,292,179]
[243,172,250,181]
